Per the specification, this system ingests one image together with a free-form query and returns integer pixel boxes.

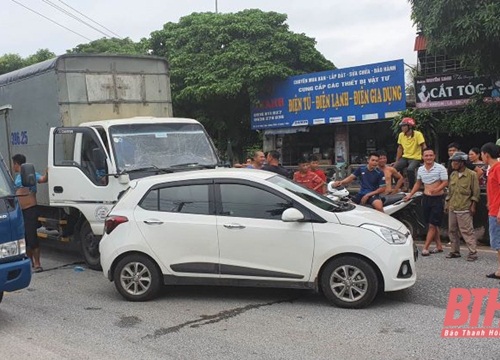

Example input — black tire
[320,256,379,309]
[113,254,162,302]
[79,221,102,271]
[0,291,3,303]
[396,215,416,239]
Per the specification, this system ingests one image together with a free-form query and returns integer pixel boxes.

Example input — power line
[57,0,122,38]
[10,0,92,41]
[41,0,115,38]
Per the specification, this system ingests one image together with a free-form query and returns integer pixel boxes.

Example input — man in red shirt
[309,155,327,194]
[482,143,500,280]
[293,157,324,194]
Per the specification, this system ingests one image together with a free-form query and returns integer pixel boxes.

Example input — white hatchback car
[100,168,416,308]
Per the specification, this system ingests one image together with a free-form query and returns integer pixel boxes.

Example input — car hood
[334,205,405,232]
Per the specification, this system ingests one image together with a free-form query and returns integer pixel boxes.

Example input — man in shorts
[332,152,386,212]
[12,154,48,272]
[404,148,448,256]
[481,143,500,280]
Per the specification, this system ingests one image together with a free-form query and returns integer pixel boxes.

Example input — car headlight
[361,224,408,245]
[0,239,26,259]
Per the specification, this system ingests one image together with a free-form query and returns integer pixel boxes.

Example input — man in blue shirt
[12,154,48,272]
[332,152,386,212]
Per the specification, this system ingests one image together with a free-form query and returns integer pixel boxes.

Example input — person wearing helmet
[394,117,426,190]
[446,142,483,178]
[445,151,480,261]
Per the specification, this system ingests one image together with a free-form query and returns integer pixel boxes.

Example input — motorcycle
[326,182,425,238]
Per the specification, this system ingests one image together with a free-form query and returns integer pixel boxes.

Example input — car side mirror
[92,148,106,169]
[281,208,305,222]
[20,163,36,187]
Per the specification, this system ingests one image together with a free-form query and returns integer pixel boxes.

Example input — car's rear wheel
[113,254,162,301]
[320,256,378,309]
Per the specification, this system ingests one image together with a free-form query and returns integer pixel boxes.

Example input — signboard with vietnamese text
[415,74,500,109]
[251,59,406,130]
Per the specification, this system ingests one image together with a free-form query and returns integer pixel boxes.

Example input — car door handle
[144,219,164,225]
[223,223,246,229]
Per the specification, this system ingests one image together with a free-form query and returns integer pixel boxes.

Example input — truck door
[49,127,123,206]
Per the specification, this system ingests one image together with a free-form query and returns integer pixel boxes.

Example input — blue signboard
[251,59,406,130]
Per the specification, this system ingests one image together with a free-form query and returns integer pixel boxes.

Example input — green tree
[0,53,25,75]
[24,49,56,66]
[148,9,334,158]
[409,0,500,75]
[68,37,147,55]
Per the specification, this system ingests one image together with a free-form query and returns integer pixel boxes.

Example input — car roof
[132,168,276,187]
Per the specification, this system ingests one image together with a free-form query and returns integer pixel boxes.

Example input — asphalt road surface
[1,241,500,359]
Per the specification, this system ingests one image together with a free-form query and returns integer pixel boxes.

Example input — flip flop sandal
[429,248,444,254]
[421,250,430,256]
[446,252,461,258]
[34,267,44,273]
[486,273,500,279]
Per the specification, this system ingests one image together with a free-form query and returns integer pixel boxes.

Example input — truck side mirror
[92,148,106,169]
[21,163,36,187]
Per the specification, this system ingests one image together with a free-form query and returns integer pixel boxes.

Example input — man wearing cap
[394,117,426,189]
[445,152,480,261]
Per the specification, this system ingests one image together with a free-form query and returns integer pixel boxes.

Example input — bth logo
[442,288,500,338]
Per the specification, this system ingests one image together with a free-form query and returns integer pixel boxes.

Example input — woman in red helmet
[394,117,426,189]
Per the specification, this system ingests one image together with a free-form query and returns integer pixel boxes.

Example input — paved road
[1,242,499,359]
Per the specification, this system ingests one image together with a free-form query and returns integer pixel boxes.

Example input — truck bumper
[0,257,32,292]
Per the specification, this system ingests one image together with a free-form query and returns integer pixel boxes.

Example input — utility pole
[215,0,218,13]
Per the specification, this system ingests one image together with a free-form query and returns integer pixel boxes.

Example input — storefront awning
[263,127,309,136]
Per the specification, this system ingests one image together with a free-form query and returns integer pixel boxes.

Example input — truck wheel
[320,256,378,309]
[0,291,3,303]
[79,221,102,270]
[113,254,162,301]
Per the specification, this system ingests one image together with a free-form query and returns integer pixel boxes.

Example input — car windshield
[268,175,352,212]
[109,123,219,172]
[0,159,15,198]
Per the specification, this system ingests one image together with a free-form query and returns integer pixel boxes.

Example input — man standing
[481,143,500,280]
[445,152,480,261]
[262,150,291,178]
[246,150,265,169]
[293,157,324,194]
[12,154,48,272]
[378,150,404,194]
[404,148,448,256]
[446,142,483,177]
[309,155,327,194]
[333,152,386,212]
[394,117,426,190]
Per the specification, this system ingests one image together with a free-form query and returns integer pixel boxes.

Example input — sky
[2,0,417,69]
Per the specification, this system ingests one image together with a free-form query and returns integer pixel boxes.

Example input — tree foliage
[409,0,500,75]
[68,37,147,55]
[0,49,55,75]
[148,9,334,157]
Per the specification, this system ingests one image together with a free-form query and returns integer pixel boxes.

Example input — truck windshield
[0,161,15,198]
[109,123,219,172]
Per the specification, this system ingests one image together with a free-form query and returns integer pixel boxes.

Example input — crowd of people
[233,117,500,283]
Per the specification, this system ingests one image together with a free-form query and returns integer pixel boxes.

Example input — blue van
[0,153,32,304]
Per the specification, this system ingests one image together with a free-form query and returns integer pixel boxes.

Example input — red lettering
[469,289,490,327]
[444,288,471,327]
[484,289,500,327]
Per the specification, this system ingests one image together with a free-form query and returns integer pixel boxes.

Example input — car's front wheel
[113,254,162,301]
[320,256,379,309]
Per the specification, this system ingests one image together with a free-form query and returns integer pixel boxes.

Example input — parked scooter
[326,182,425,238]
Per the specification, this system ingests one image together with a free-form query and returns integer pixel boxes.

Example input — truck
[0,152,32,303]
[0,54,219,269]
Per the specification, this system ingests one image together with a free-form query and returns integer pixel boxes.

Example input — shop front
[253,60,407,167]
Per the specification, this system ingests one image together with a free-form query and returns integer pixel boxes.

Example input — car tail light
[104,215,128,234]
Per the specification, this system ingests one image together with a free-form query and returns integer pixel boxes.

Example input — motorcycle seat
[381,193,406,206]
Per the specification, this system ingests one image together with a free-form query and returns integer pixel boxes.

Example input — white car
[100,169,416,308]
